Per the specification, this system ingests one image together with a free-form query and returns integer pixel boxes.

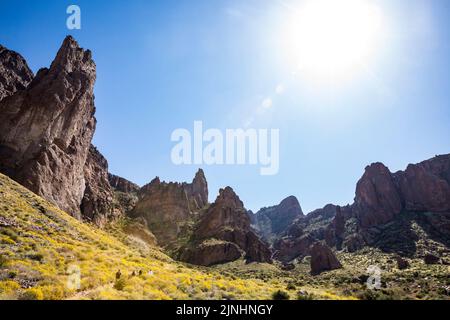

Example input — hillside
[0,173,284,300]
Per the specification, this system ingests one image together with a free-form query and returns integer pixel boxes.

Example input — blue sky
[1,0,449,213]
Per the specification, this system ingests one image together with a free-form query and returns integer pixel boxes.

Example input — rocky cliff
[0,36,114,224]
[180,187,272,266]
[0,44,33,100]
[274,155,450,262]
[130,169,208,249]
[251,196,304,244]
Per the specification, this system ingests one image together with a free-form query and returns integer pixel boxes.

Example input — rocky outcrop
[274,155,450,260]
[130,169,208,249]
[0,36,115,223]
[0,45,33,100]
[181,187,272,265]
[310,242,342,275]
[353,163,403,228]
[251,196,303,243]
[180,240,242,266]
[108,173,139,194]
[81,145,115,226]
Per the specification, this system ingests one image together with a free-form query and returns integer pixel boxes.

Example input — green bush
[272,290,290,300]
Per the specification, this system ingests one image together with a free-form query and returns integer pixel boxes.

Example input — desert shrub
[114,278,127,291]
[286,283,296,290]
[296,291,316,300]
[27,253,44,262]
[272,290,290,300]
[0,254,7,267]
[19,288,44,300]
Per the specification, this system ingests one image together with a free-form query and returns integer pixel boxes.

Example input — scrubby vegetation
[0,173,282,300]
[1,173,449,300]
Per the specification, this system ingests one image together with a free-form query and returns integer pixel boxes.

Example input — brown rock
[185,187,272,264]
[130,169,208,248]
[0,44,33,100]
[180,240,242,266]
[80,145,115,226]
[310,242,342,275]
[252,196,304,242]
[0,36,99,219]
[396,156,450,212]
[354,163,402,228]
[108,173,139,194]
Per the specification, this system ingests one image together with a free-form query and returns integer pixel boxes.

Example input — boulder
[310,242,342,275]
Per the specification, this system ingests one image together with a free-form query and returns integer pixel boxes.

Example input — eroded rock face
[310,242,342,275]
[0,45,33,100]
[252,196,304,243]
[130,169,208,248]
[184,187,272,264]
[81,145,115,226]
[396,155,450,213]
[108,173,139,194]
[180,240,242,266]
[0,37,115,224]
[354,163,403,228]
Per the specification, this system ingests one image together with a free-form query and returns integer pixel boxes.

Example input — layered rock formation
[180,187,272,266]
[108,173,139,194]
[251,196,303,243]
[0,36,114,224]
[130,169,208,249]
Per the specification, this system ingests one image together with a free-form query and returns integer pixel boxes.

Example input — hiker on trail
[116,270,121,280]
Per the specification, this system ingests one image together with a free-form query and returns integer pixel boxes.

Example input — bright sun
[282,0,384,79]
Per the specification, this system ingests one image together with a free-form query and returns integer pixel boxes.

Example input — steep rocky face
[353,163,403,228]
[108,173,139,194]
[130,169,208,249]
[0,45,33,100]
[182,187,272,265]
[274,155,450,261]
[310,242,342,275]
[396,155,450,213]
[81,145,115,226]
[0,36,114,223]
[252,196,303,243]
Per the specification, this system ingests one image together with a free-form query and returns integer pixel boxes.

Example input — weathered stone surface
[108,173,139,194]
[310,242,342,275]
[184,187,272,264]
[180,240,242,266]
[354,163,403,228]
[251,196,303,243]
[130,169,208,248]
[0,44,33,100]
[396,155,450,213]
[81,145,115,226]
[0,36,98,219]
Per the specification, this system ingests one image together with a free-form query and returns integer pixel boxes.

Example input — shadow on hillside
[368,211,450,257]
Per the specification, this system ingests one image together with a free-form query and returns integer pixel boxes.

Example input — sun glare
[282,0,384,79]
